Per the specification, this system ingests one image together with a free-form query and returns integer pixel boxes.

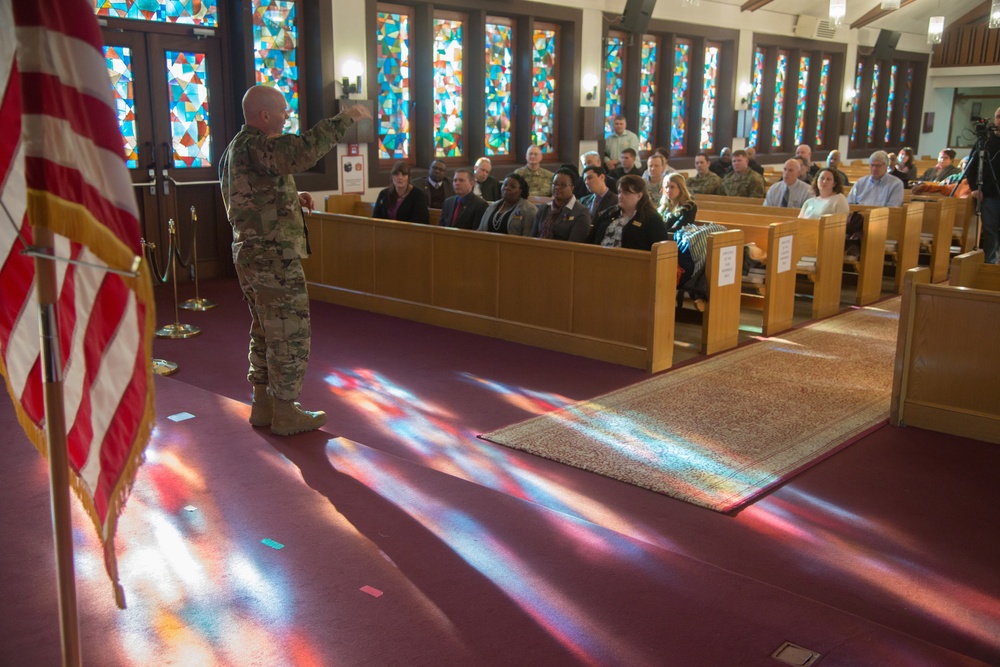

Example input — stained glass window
[700,44,719,151]
[433,17,463,157]
[485,20,513,156]
[377,10,410,160]
[671,41,690,152]
[638,37,658,152]
[793,56,809,146]
[867,63,880,140]
[772,51,787,149]
[815,57,830,147]
[748,48,764,150]
[884,64,897,143]
[253,0,299,134]
[604,33,626,135]
[165,50,211,168]
[104,45,138,169]
[851,62,863,144]
[901,65,913,143]
[531,27,557,153]
[94,0,218,26]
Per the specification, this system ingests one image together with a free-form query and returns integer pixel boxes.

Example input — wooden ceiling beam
[741,0,775,12]
[950,0,990,29]
[850,0,918,30]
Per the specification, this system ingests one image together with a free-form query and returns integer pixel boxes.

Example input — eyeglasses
[552,182,573,189]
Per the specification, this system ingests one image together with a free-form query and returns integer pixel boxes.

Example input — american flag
[0,0,155,607]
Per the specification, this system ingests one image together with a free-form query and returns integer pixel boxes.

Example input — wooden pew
[911,197,957,282]
[701,229,745,355]
[690,216,799,336]
[325,193,441,225]
[849,203,922,293]
[844,207,889,306]
[689,202,847,319]
[302,210,679,372]
[891,263,1000,444]
[949,249,1000,290]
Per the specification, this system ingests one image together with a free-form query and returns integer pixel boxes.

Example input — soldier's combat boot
[271,399,327,436]
[249,384,273,427]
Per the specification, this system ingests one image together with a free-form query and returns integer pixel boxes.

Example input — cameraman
[967,106,1000,264]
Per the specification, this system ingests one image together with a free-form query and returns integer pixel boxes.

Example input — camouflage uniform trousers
[235,257,311,402]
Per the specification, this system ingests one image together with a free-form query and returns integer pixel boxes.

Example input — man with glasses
[847,150,904,207]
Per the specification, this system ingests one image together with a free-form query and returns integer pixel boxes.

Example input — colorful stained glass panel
[700,45,719,151]
[851,62,863,144]
[485,22,512,156]
[531,29,557,152]
[638,38,658,152]
[253,0,299,134]
[749,49,764,149]
[901,65,913,143]
[794,56,809,146]
[815,58,830,146]
[867,63,880,140]
[94,0,218,26]
[165,50,211,168]
[104,45,138,169]
[377,11,410,160]
[885,64,897,143]
[671,42,690,152]
[433,18,463,157]
[772,52,787,149]
[604,35,625,136]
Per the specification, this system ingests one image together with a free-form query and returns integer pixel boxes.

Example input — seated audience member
[745,147,765,175]
[372,161,430,224]
[847,151,904,207]
[440,168,489,230]
[764,159,813,208]
[644,153,669,203]
[721,150,767,198]
[579,165,618,218]
[799,168,850,219]
[530,167,591,242]
[795,144,821,182]
[609,147,643,180]
[514,145,555,197]
[687,153,723,195]
[920,148,962,182]
[412,159,453,209]
[587,174,668,250]
[473,157,502,201]
[604,114,640,170]
[890,147,918,184]
[658,173,698,233]
[912,157,971,197]
[710,147,732,177]
[574,151,615,199]
[673,221,731,309]
[478,173,537,236]
[826,150,850,186]
[643,146,677,180]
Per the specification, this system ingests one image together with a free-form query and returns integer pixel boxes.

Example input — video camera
[972,116,997,139]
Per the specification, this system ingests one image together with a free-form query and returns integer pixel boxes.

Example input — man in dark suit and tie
[440,168,489,230]
[473,157,502,202]
[579,165,617,218]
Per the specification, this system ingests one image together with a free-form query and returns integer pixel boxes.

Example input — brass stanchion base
[180,297,217,311]
[155,323,202,339]
[152,359,178,376]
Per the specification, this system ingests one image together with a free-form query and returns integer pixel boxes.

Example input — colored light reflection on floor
[324,437,659,667]
[744,488,1000,649]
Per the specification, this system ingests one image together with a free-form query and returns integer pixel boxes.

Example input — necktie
[781,185,790,207]
[452,200,462,226]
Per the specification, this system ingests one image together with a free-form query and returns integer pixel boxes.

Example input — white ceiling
[713,0,987,37]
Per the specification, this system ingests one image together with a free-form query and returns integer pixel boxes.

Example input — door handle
[144,141,157,195]
[161,141,172,196]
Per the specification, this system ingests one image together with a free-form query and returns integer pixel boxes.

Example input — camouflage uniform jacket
[514,166,555,197]
[687,171,723,195]
[721,169,766,198]
[219,113,355,264]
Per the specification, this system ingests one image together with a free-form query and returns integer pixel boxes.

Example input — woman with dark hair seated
[372,160,430,223]
[530,167,591,242]
[890,147,918,185]
[798,168,849,219]
[477,173,537,235]
[587,174,669,250]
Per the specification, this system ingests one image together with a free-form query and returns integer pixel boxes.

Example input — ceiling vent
[794,15,838,40]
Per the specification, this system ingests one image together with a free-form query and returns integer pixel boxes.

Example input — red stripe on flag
[0,62,20,180]
[12,1,106,55]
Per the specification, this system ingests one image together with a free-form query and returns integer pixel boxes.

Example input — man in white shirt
[603,115,639,171]
[764,159,813,208]
[847,150,904,207]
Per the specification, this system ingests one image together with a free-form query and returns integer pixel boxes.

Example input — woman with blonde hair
[658,172,697,233]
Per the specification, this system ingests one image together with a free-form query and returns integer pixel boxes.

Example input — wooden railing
[932,25,1000,67]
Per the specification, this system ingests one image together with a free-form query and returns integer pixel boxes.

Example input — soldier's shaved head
[243,86,287,133]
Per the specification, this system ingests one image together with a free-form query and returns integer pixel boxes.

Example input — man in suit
[440,168,489,230]
[473,157,502,201]
[764,159,813,208]
[579,165,617,218]
[412,159,453,209]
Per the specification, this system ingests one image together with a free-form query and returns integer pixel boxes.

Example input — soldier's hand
[345,105,373,122]
[298,192,315,212]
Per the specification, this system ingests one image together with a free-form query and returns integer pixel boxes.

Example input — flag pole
[33,224,83,667]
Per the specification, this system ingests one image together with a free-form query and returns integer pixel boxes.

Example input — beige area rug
[481,298,902,512]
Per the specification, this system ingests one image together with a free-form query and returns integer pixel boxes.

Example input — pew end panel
[851,207,889,307]
[702,229,744,355]
[949,250,1000,291]
[812,213,847,319]
[891,267,1000,444]
[758,221,798,336]
[918,199,956,283]
[325,193,361,214]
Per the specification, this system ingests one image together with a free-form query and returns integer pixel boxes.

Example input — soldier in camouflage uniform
[514,145,555,197]
[687,153,723,195]
[219,85,370,435]
[721,149,767,198]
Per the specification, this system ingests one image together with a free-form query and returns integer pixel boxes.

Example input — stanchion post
[155,219,201,339]
[180,205,216,311]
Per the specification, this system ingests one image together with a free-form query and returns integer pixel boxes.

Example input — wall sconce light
[341,59,363,99]
[738,82,753,110]
[927,16,945,44]
[829,0,846,26]
[843,87,856,112]
[583,73,599,101]
[991,0,1000,29]
[880,0,901,9]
